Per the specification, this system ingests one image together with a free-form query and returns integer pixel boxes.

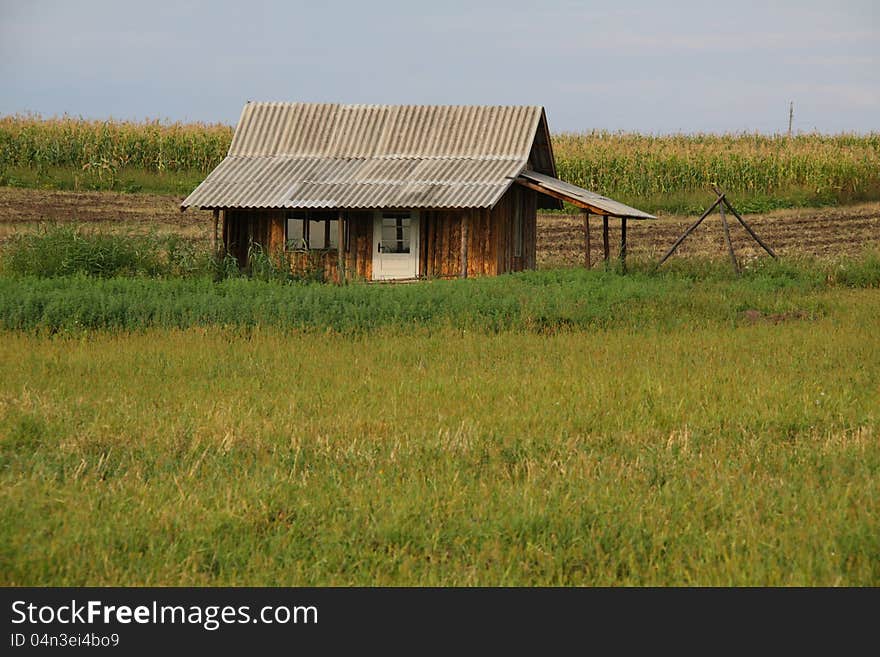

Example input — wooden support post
[460,212,469,279]
[602,215,609,264]
[212,209,219,255]
[583,211,591,269]
[619,217,627,273]
[337,210,345,285]
[719,201,740,274]
[220,209,228,255]
[657,195,724,266]
[723,198,777,258]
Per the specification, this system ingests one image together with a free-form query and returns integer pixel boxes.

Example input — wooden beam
[657,195,724,266]
[719,201,740,274]
[583,210,591,269]
[221,209,228,254]
[460,212,469,279]
[337,210,345,284]
[620,217,627,273]
[514,179,612,215]
[212,208,219,255]
[723,197,778,258]
[602,215,609,263]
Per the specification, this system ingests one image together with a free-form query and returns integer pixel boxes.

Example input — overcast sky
[1,0,877,134]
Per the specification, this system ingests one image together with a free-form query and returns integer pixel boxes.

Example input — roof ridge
[220,154,527,161]
[245,100,544,110]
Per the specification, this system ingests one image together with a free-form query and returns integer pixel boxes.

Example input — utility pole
[788,101,793,138]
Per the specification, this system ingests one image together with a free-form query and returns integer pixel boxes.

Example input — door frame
[372,209,420,280]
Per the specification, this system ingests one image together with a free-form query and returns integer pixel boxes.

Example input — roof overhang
[180,155,530,211]
[516,170,656,219]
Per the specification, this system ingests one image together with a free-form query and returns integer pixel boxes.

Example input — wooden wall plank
[219,197,538,281]
[525,187,537,270]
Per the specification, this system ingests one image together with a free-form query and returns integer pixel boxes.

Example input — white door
[372,210,419,280]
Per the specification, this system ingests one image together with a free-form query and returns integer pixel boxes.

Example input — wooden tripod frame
[657,187,777,273]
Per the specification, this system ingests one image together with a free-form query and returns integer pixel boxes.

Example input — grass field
[1,288,878,585]
[0,255,879,585]
[2,115,878,213]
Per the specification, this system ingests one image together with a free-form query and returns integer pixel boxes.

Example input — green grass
[1,230,878,585]
[0,224,333,283]
[1,225,193,278]
[1,291,878,585]
[0,265,844,333]
[1,250,879,334]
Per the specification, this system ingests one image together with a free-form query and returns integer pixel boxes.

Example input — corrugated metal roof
[227,103,543,158]
[183,156,524,209]
[517,170,656,219]
[182,102,549,210]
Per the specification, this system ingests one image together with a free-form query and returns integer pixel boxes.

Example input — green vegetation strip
[3,258,879,333]
[1,293,878,585]
[2,226,877,334]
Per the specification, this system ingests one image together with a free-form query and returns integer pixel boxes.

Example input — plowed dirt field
[1,187,877,266]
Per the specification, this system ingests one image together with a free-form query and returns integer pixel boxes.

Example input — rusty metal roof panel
[517,170,656,219]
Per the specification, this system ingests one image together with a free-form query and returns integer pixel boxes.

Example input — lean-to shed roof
[517,170,656,219]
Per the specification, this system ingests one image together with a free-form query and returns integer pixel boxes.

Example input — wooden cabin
[182,102,654,281]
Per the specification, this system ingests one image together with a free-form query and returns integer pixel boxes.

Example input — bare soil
[0,188,213,243]
[1,187,878,264]
[538,204,880,267]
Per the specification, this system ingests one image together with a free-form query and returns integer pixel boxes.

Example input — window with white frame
[379,212,412,254]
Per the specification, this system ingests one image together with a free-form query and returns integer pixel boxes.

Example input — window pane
[380,215,410,253]
[303,215,339,250]
[286,217,305,249]
[309,219,326,249]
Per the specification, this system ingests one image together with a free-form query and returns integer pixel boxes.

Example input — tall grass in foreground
[0,225,202,278]
[2,115,878,210]
[2,257,880,334]
[1,226,878,332]
[2,225,878,333]
[1,295,878,585]
[0,225,339,282]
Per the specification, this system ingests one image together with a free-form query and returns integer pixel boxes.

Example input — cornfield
[1,115,878,206]
[553,131,880,200]
[0,114,232,174]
